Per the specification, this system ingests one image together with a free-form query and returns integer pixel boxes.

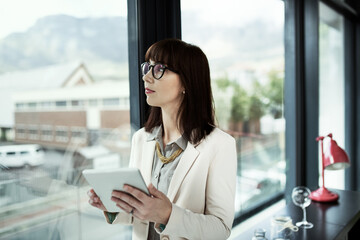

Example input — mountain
[0,15,128,74]
[0,13,283,77]
[181,11,284,69]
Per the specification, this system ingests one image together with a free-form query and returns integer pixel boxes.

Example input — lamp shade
[323,134,350,170]
[310,133,350,202]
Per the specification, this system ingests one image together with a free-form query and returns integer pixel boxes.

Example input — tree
[215,76,232,90]
[230,84,248,123]
[248,80,265,121]
[263,70,284,119]
[214,76,269,133]
[215,77,248,131]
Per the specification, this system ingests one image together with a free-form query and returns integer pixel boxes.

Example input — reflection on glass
[319,2,345,190]
[0,1,131,239]
[181,0,285,216]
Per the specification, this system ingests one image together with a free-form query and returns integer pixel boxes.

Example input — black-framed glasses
[141,62,178,80]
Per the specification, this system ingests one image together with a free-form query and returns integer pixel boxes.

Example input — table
[235,189,360,240]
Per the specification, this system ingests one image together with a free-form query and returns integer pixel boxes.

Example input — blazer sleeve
[158,133,237,239]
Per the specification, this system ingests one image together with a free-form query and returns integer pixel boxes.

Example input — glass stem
[302,207,307,222]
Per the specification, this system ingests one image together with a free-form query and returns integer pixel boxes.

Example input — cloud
[0,0,127,40]
[181,0,284,28]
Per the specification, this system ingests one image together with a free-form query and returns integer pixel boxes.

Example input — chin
[146,99,160,107]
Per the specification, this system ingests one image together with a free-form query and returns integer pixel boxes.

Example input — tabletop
[235,189,360,240]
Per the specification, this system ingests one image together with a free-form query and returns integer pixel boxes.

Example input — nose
[142,70,154,83]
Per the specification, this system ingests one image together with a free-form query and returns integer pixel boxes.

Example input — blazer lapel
[140,140,155,186]
[167,143,199,201]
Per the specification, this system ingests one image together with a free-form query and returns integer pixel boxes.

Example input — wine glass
[292,186,314,229]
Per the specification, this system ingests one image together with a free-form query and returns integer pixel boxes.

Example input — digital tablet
[83,168,149,212]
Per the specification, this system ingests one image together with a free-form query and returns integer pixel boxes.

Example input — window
[6,151,16,156]
[39,101,53,110]
[319,2,345,189]
[55,101,67,108]
[15,103,26,110]
[71,100,85,108]
[27,102,37,109]
[103,97,120,106]
[55,126,69,142]
[71,127,87,144]
[0,0,131,238]
[15,126,27,139]
[28,125,39,140]
[41,125,53,141]
[1,0,358,238]
[181,0,285,217]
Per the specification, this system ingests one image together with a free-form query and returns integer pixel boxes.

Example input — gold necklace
[155,141,183,164]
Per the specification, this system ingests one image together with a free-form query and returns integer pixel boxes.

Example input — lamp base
[310,187,339,202]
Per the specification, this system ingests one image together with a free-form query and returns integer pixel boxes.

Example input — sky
[181,0,284,28]
[0,0,284,40]
[181,0,284,60]
[0,0,127,40]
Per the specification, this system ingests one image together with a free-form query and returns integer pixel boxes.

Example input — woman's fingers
[87,189,95,197]
[87,189,100,200]
[148,183,164,198]
[112,190,142,210]
[87,189,107,211]
[112,186,150,215]
[112,185,172,223]
[88,189,101,203]
[124,185,149,200]
[89,199,102,208]
[113,197,133,213]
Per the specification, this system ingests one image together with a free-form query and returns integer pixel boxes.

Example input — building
[7,63,130,149]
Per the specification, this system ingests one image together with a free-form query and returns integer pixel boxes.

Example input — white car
[0,144,45,168]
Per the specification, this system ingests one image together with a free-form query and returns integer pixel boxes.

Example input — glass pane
[181,0,285,216]
[319,2,345,189]
[0,1,131,239]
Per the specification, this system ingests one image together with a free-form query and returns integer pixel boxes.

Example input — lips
[145,88,155,94]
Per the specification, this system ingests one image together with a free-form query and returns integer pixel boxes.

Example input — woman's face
[143,60,184,110]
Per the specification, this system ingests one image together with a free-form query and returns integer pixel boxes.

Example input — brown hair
[144,38,215,145]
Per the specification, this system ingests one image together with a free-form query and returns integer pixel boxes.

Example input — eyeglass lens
[142,62,150,76]
[142,62,164,79]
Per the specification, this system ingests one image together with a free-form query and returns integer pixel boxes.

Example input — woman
[88,39,237,240]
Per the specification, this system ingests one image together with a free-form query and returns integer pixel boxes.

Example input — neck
[161,108,182,146]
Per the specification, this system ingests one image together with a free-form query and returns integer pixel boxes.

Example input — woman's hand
[111,183,172,225]
[87,188,107,212]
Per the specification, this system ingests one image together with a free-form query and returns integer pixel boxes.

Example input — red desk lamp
[310,133,350,202]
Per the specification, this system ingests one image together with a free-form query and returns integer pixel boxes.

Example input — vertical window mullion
[128,0,181,132]
[284,0,306,201]
[344,17,356,191]
[285,0,320,200]
[304,0,319,190]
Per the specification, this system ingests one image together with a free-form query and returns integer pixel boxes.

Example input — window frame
[128,0,360,226]
[283,0,360,201]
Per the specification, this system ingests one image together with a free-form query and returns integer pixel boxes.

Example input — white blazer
[109,127,237,240]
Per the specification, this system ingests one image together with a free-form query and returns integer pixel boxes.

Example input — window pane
[103,97,120,106]
[319,2,345,189]
[181,0,286,216]
[0,1,131,239]
[55,101,67,107]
